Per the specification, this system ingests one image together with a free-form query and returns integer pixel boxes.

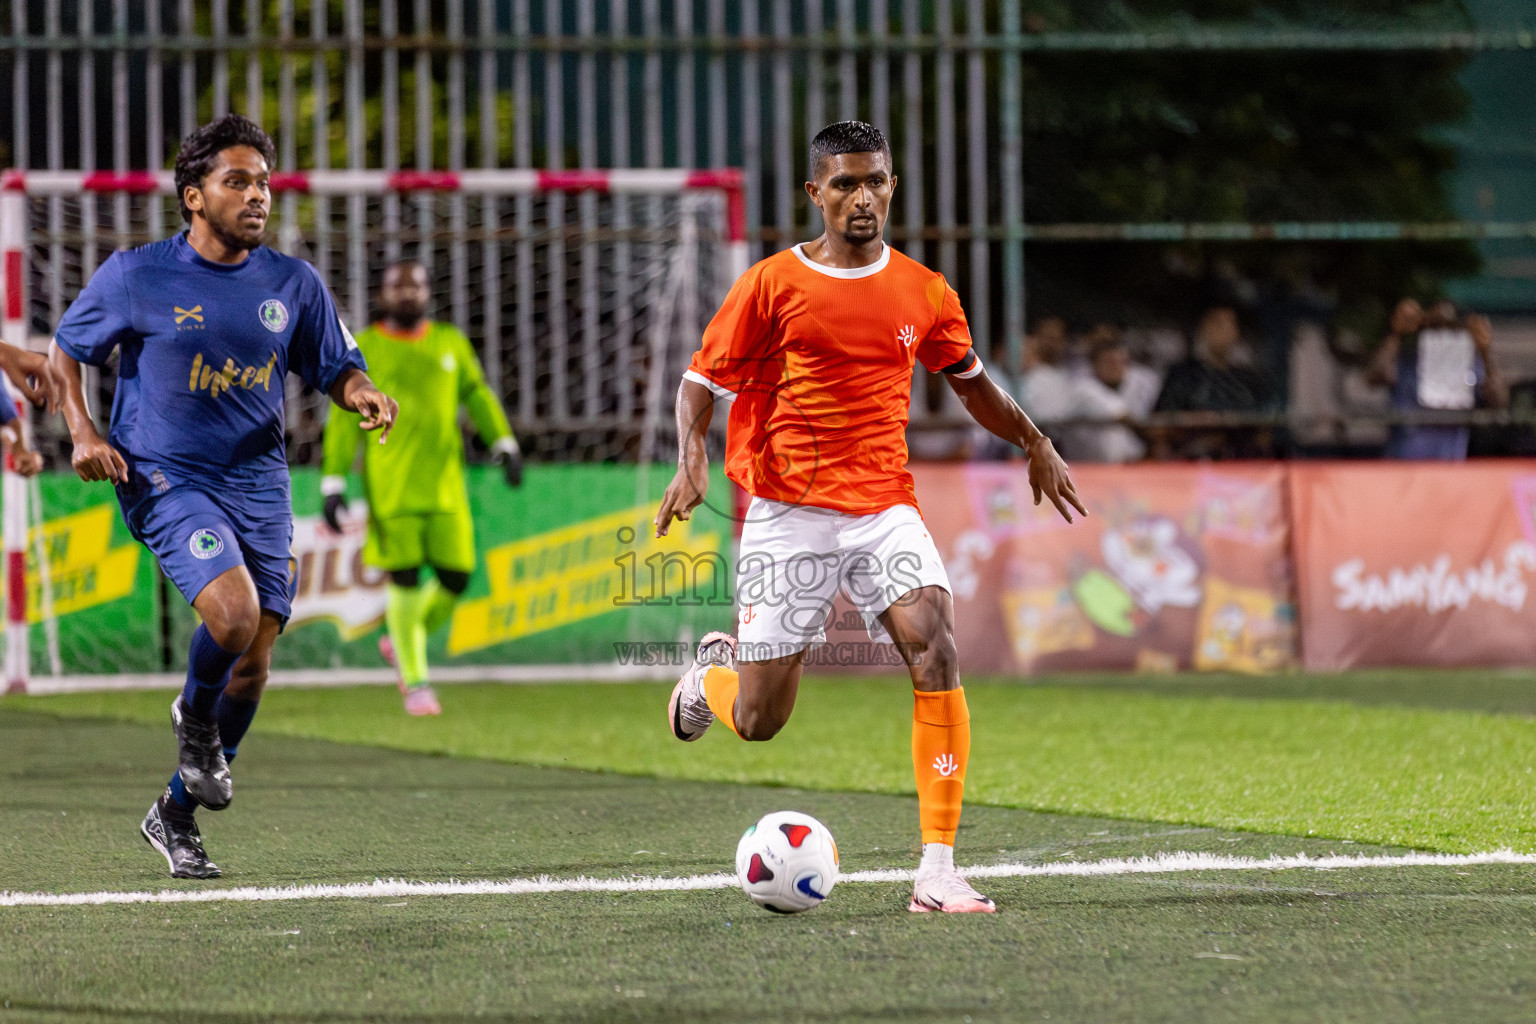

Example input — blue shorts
[119,482,295,625]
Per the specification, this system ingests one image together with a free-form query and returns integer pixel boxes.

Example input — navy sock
[215,694,260,761]
[166,771,196,811]
[182,624,245,720]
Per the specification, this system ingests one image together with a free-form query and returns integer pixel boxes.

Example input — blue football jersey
[54,233,366,490]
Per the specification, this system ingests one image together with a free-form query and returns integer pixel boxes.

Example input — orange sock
[911,687,971,846]
[702,666,742,737]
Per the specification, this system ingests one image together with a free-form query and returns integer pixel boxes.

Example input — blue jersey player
[49,115,399,879]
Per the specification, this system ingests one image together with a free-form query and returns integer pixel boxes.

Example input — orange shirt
[685,243,976,515]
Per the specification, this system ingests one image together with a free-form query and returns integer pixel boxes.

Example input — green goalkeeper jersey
[321,320,513,519]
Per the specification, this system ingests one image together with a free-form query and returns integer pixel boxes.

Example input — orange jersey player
[655,120,1085,914]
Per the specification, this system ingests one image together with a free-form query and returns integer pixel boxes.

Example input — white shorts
[735,496,951,662]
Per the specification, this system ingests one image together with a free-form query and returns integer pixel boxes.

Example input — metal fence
[2,1,1532,453]
[1,0,1035,369]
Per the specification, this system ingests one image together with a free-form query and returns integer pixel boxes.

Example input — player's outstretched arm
[49,342,128,483]
[330,368,399,443]
[654,378,715,538]
[948,367,1088,524]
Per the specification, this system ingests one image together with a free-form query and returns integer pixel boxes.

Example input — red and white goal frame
[0,167,749,692]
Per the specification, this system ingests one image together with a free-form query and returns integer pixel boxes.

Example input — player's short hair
[808,121,892,181]
[173,114,277,224]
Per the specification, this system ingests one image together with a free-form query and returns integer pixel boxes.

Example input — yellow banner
[448,505,725,654]
[24,504,141,621]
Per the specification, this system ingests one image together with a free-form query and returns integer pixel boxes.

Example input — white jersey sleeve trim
[683,368,738,400]
[954,356,984,380]
[790,242,890,279]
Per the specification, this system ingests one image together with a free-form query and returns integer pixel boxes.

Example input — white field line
[3,849,1533,909]
[20,663,675,695]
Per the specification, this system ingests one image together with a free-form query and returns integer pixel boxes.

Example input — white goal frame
[0,167,749,694]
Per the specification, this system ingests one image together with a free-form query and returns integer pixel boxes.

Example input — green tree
[1015,0,1480,336]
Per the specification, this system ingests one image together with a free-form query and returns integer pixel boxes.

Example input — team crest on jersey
[897,324,917,348]
[440,353,456,372]
[259,299,290,333]
[189,529,224,560]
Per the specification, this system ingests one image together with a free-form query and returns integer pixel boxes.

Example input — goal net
[0,169,746,689]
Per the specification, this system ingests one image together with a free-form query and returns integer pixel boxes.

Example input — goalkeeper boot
[171,697,232,810]
[667,632,736,742]
[381,634,442,716]
[909,868,996,914]
[140,788,221,879]
[402,684,442,717]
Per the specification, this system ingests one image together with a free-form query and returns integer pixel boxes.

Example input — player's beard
[839,214,883,247]
[388,301,428,327]
[212,209,268,252]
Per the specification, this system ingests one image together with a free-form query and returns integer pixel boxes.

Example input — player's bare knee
[206,603,260,653]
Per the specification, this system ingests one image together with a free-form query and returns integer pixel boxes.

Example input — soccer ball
[734,810,839,913]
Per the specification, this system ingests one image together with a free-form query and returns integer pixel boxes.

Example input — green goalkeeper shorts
[365,510,476,574]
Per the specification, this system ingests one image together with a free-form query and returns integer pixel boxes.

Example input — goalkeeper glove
[492,436,524,488]
[321,476,349,532]
[322,493,349,533]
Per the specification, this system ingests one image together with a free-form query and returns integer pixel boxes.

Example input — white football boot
[910,868,997,914]
[667,632,737,742]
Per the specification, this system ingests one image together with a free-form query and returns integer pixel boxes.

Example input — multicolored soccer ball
[734,811,839,913]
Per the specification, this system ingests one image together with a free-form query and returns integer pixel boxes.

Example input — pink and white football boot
[909,869,997,914]
[380,634,442,717]
[667,632,736,742]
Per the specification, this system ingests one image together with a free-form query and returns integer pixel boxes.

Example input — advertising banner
[8,476,159,675]
[1290,460,1536,670]
[275,464,736,671]
[13,465,735,675]
[826,463,1299,674]
[22,459,1536,678]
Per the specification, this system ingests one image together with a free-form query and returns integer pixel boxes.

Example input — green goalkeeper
[321,258,522,716]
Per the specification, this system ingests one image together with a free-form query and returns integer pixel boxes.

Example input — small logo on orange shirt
[897,324,917,348]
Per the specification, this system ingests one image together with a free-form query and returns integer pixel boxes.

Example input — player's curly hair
[173,113,276,224]
[808,121,891,181]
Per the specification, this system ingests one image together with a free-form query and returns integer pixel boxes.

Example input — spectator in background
[1152,305,1273,459]
[1062,336,1148,463]
[1080,320,1161,418]
[1369,298,1507,460]
[1019,314,1075,430]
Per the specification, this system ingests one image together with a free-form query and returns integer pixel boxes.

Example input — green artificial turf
[4,711,1536,1024]
[12,670,1536,853]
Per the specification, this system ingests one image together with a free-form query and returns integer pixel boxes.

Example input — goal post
[0,167,749,692]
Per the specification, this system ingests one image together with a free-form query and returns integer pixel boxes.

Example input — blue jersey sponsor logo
[188,351,279,398]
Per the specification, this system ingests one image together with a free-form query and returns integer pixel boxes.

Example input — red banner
[816,460,1536,674]
[1290,461,1536,670]
[825,463,1299,674]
